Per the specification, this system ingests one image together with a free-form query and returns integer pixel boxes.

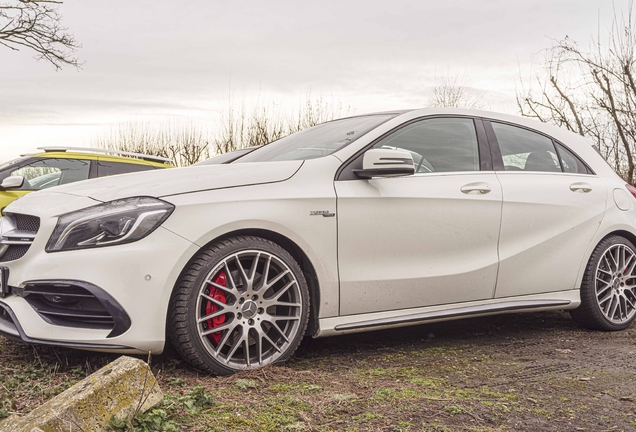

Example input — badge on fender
[309,210,335,217]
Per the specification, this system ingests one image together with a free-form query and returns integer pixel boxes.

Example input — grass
[1,310,636,431]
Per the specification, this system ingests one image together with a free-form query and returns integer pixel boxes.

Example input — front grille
[0,213,40,262]
[0,245,30,262]
[14,214,40,232]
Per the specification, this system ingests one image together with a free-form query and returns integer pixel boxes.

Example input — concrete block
[0,355,163,432]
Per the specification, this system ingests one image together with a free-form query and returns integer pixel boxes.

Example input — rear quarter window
[555,142,593,174]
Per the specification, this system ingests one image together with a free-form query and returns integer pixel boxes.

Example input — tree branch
[549,75,584,135]
[0,0,80,70]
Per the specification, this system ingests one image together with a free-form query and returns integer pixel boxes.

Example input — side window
[491,122,561,172]
[372,118,479,173]
[556,143,591,174]
[10,158,90,190]
[97,161,155,177]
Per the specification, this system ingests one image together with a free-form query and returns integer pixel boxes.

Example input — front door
[335,117,503,316]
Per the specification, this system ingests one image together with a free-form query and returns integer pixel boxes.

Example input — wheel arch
[577,225,636,288]
[571,228,636,330]
[604,229,636,247]
[200,228,322,337]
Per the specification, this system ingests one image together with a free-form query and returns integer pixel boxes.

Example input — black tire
[570,235,636,331]
[167,236,310,375]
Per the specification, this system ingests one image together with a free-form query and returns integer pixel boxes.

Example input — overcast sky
[0,0,623,161]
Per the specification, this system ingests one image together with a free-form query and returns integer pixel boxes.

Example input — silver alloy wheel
[195,249,302,369]
[595,243,636,324]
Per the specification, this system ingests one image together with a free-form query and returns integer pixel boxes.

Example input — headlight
[46,197,174,252]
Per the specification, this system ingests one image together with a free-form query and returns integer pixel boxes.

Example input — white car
[0,108,635,375]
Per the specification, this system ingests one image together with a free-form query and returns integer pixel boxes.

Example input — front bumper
[0,301,132,350]
[0,225,199,353]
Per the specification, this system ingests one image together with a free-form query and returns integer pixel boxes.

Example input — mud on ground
[1,311,635,431]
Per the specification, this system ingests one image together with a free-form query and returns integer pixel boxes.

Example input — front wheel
[167,236,310,375]
[570,235,636,331]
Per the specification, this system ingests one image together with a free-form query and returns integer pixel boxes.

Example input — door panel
[336,172,502,316]
[494,172,606,298]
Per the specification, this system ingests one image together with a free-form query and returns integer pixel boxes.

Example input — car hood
[44,160,304,202]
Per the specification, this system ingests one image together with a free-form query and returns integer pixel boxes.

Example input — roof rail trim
[37,146,175,165]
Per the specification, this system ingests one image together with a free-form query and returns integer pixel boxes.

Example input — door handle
[460,182,491,194]
[570,182,593,193]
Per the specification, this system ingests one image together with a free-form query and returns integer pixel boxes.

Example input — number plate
[0,267,8,298]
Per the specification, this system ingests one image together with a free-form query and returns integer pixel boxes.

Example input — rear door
[335,117,503,316]
[486,120,607,298]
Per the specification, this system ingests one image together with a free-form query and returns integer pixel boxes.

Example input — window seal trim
[88,160,98,179]
[474,118,493,171]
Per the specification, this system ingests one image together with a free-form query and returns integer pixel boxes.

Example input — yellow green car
[0,147,173,213]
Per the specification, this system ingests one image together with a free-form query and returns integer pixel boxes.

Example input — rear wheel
[168,236,310,375]
[571,235,636,331]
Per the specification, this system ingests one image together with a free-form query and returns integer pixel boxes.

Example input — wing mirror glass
[354,149,415,179]
[0,175,25,190]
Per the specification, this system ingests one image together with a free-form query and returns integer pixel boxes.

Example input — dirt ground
[1,310,635,431]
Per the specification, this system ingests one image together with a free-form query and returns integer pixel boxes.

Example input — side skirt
[316,290,580,337]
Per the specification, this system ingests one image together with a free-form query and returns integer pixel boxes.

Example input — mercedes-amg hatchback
[0,109,634,375]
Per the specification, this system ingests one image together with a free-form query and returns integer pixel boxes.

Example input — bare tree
[427,73,485,109]
[518,3,636,183]
[163,122,210,167]
[214,92,353,155]
[94,93,352,166]
[214,99,286,155]
[0,0,80,70]
[93,121,210,167]
[93,122,170,159]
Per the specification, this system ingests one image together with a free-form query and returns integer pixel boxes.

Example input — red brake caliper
[206,271,227,344]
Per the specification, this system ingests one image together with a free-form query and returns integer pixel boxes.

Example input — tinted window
[97,161,155,177]
[556,143,591,174]
[11,158,90,190]
[238,114,396,163]
[372,117,479,173]
[492,122,560,172]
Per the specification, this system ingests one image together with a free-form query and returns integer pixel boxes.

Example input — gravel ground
[1,310,635,431]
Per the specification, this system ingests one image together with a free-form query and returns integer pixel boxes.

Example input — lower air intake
[20,280,131,338]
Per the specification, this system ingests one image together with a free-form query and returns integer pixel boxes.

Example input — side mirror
[0,176,25,190]
[353,149,415,179]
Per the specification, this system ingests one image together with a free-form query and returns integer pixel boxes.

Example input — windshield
[194,147,257,166]
[0,156,29,172]
[237,114,396,163]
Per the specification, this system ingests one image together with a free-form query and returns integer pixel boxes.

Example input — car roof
[343,107,597,150]
[24,147,174,168]
[372,108,584,143]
